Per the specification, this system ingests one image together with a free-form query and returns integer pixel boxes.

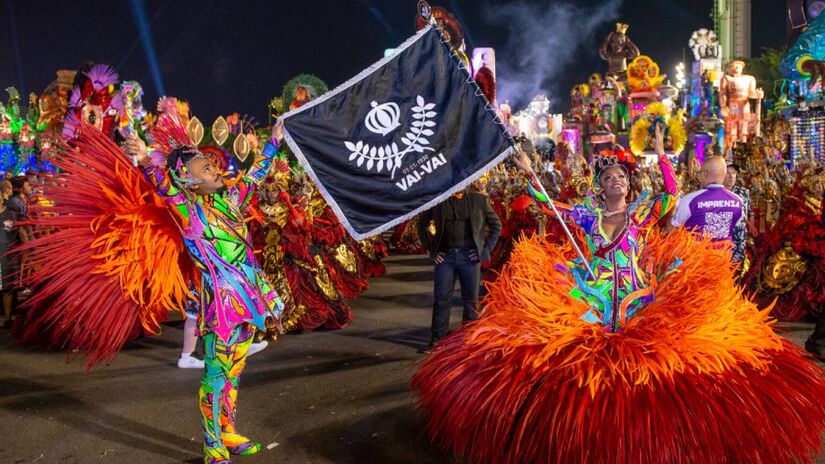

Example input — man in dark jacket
[418,189,501,352]
[805,188,825,358]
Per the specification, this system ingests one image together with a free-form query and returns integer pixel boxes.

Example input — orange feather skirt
[412,229,825,464]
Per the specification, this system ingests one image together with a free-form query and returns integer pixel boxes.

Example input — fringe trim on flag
[286,125,512,239]
[279,25,435,120]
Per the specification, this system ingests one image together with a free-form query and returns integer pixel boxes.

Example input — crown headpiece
[616,23,629,34]
[595,155,621,173]
[593,155,629,183]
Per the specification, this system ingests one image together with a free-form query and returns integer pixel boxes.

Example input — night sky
[1,0,786,124]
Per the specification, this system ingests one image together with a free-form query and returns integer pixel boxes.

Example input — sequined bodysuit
[527,154,679,331]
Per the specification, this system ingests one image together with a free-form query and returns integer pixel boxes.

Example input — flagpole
[528,169,598,281]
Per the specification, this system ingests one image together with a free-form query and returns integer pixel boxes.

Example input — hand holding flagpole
[512,143,597,280]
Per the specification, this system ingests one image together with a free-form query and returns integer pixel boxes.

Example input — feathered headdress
[629,102,686,155]
[63,64,121,139]
[13,122,196,368]
[150,102,207,187]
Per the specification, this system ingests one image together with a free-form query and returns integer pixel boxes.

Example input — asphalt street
[0,254,821,464]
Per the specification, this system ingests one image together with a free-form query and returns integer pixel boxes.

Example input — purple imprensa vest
[682,185,743,242]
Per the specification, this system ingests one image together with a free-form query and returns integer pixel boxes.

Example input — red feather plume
[13,124,196,368]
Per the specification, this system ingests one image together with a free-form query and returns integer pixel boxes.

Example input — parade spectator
[418,189,501,353]
[670,156,745,262]
[724,163,750,267]
[9,177,31,234]
[9,177,32,294]
[805,189,825,358]
[0,180,19,328]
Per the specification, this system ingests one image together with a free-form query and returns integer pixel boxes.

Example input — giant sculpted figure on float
[720,60,763,149]
[599,22,640,81]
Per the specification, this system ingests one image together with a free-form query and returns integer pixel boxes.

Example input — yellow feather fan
[629,104,686,155]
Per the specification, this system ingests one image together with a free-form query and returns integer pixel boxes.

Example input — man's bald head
[701,156,728,187]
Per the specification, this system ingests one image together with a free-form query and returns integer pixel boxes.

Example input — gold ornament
[187,116,205,146]
[761,242,807,295]
[312,255,340,300]
[427,219,437,237]
[211,116,229,145]
[334,243,358,274]
[233,132,251,161]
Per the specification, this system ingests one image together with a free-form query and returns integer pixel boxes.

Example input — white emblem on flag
[344,95,437,179]
[365,101,401,136]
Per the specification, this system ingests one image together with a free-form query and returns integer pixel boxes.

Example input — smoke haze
[486,0,623,112]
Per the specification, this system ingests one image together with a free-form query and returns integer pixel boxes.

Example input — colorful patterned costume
[413,154,825,463]
[531,154,679,331]
[144,114,283,463]
[142,147,282,341]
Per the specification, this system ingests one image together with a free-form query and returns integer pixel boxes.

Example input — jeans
[808,309,825,348]
[431,248,481,341]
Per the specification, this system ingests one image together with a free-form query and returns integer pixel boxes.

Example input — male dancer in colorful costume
[125,113,284,464]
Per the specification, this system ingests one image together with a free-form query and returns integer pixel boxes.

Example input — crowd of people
[0,174,38,328]
[3,5,825,464]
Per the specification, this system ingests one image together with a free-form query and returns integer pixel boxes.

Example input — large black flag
[281,25,513,240]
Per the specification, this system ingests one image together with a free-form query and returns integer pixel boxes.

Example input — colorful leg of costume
[200,324,260,462]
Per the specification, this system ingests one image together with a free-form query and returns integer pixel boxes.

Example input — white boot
[246,341,268,358]
[177,353,205,369]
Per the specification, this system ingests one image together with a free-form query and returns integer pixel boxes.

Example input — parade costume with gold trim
[744,169,825,321]
[284,193,355,331]
[413,154,825,463]
[390,217,429,255]
[310,198,369,301]
[356,235,388,278]
[255,174,355,331]
[483,193,540,277]
[253,155,387,332]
